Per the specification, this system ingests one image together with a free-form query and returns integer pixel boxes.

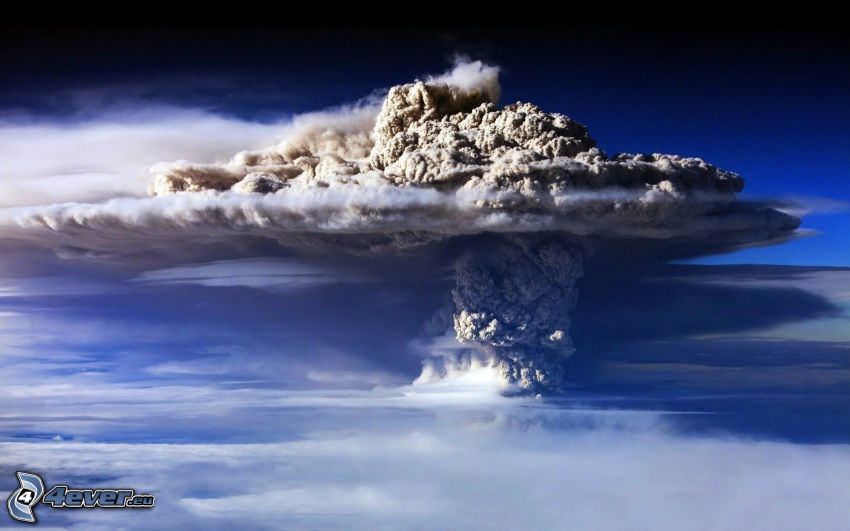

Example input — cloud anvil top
[0,62,798,252]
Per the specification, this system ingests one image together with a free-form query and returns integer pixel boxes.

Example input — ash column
[452,235,584,391]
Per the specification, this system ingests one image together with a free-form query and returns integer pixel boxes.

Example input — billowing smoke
[0,60,800,391]
[452,235,583,390]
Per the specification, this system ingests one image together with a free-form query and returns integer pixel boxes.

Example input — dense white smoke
[0,60,800,391]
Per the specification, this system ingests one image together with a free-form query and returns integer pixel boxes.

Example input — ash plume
[0,60,801,391]
[452,236,583,390]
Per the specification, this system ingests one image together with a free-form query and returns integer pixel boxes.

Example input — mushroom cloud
[0,60,800,391]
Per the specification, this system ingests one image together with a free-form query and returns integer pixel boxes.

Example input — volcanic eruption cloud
[0,60,801,391]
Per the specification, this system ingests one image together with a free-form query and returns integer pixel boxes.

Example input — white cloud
[0,107,284,208]
[1,391,848,531]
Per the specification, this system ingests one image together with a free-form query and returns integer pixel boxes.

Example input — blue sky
[1,28,849,530]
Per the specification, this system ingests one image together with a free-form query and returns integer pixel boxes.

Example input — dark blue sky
[2,27,848,265]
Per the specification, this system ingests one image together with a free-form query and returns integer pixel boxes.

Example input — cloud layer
[3,385,850,531]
